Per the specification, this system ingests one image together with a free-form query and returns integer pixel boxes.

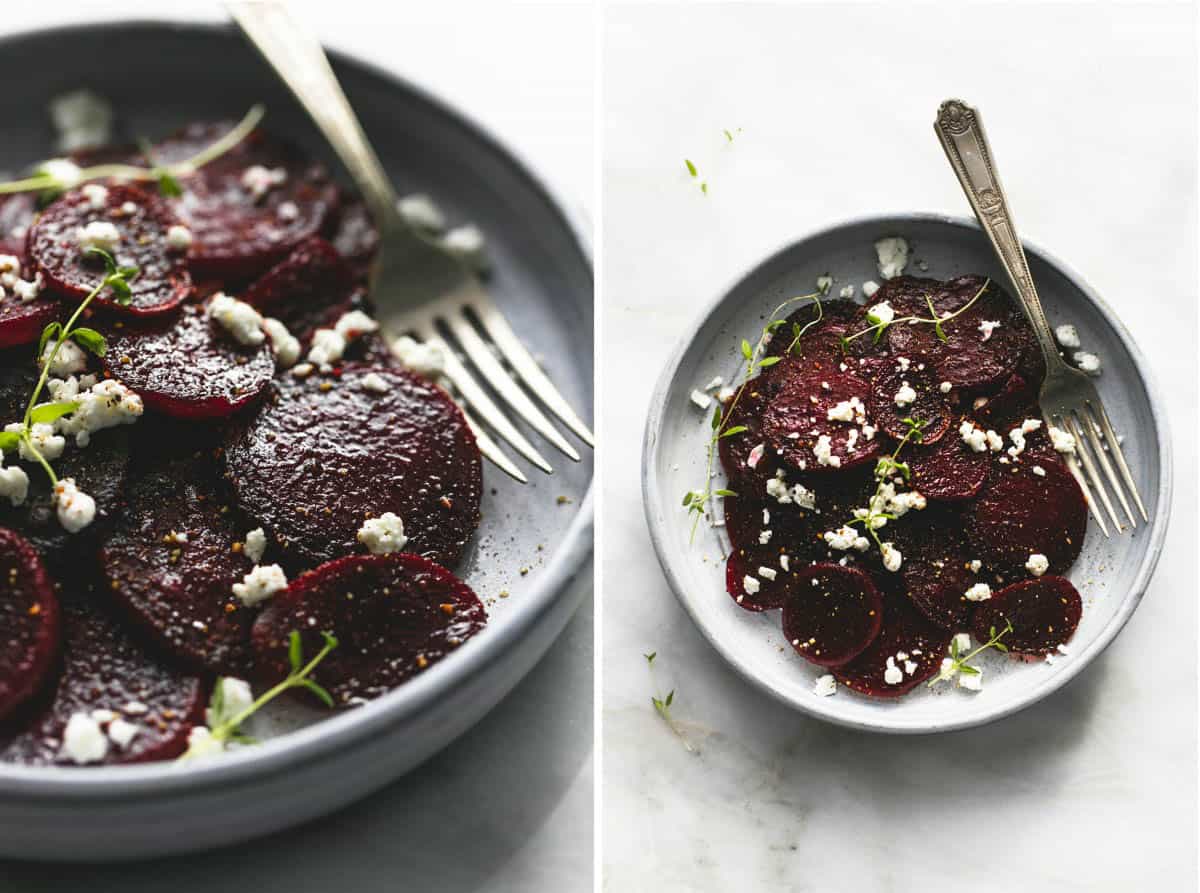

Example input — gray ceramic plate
[643,213,1170,735]
[0,21,593,860]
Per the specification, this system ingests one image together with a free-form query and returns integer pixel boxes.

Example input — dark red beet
[781,563,883,667]
[906,427,990,502]
[241,236,356,342]
[974,373,1037,429]
[102,302,274,419]
[971,576,1082,656]
[761,368,880,473]
[898,519,979,630]
[28,184,192,316]
[224,364,482,570]
[0,597,207,766]
[718,384,776,489]
[0,528,60,720]
[967,458,1087,573]
[764,299,877,367]
[252,553,487,706]
[0,292,61,350]
[725,549,790,612]
[867,364,951,444]
[0,193,35,259]
[832,595,952,697]
[100,451,259,674]
[153,123,339,279]
[327,199,379,280]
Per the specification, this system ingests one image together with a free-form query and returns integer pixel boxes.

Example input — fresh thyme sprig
[682,284,827,542]
[0,104,265,198]
[0,247,135,486]
[928,621,1013,688]
[646,653,694,754]
[179,631,338,761]
[847,415,926,550]
[840,277,991,350]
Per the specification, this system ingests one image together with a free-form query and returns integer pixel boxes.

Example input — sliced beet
[781,563,882,666]
[0,528,60,721]
[898,519,978,630]
[832,595,952,697]
[974,372,1037,429]
[100,451,259,674]
[102,302,274,419]
[28,184,192,316]
[906,428,990,502]
[718,384,776,489]
[241,235,356,342]
[765,299,877,368]
[760,368,880,473]
[867,364,951,444]
[967,458,1087,573]
[0,193,35,259]
[0,293,61,350]
[725,549,791,612]
[0,597,207,766]
[224,363,482,570]
[153,122,339,279]
[327,199,379,280]
[971,576,1082,656]
[252,553,487,706]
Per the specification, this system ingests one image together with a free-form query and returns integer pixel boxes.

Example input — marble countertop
[601,3,1196,889]
[0,3,593,891]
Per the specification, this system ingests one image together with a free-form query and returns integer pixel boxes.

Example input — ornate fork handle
[933,99,1061,369]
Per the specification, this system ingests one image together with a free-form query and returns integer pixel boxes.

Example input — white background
[603,2,1197,890]
[0,2,594,892]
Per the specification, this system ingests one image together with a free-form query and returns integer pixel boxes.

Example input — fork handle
[228,2,407,235]
[933,99,1061,369]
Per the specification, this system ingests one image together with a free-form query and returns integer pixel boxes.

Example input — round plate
[0,22,593,859]
[643,213,1170,734]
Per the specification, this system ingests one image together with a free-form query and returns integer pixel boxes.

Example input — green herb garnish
[843,278,991,348]
[928,621,1013,688]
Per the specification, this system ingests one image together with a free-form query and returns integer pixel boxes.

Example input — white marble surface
[0,3,593,891]
[602,3,1196,890]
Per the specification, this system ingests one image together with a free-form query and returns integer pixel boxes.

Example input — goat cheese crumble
[41,339,87,377]
[262,317,300,367]
[166,224,193,251]
[442,224,489,272]
[241,165,287,199]
[244,528,267,564]
[54,478,96,533]
[60,712,108,764]
[813,675,837,697]
[49,90,113,152]
[743,575,761,595]
[880,541,903,572]
[874,236,909,280]
[866,301,894,326]
[232,564,288,607]
[964,582,992,602]
[1073,351,1102,376]
[391,336,446,377]
[1025,553,1049,577]
[357,512,409,555]
[306,310,380,367]
[893,381,916,407]
[209,293,266,347]
[978,319,1001,341]
[1054,324,1081,349]
[861,280,880,299]
[1048,426,1076,455]
[76,220,120,252]
[813,435,841,468]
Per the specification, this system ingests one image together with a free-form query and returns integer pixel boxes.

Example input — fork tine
[1064,414,1122,533]
[1078,405,1136,529]
[1051,413,1109,537]
[471,299,595,447]
[444,314,581,462]
[418,330,554,475]
[460,406,527,484]
[1090,399,1148,522]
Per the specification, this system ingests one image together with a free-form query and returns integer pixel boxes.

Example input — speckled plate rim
[0,19,594,796]
[642,211,1172,735]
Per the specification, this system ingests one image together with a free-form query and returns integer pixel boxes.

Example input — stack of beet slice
[720,276,1088,698]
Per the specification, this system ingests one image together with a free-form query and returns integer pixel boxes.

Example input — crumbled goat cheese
[0,255,19,275]
[896,357,911,372]
[867,301,895,326]
[883,657,904,685]
[813,435,841,468]
[968,560,982,573]
[1054,324,1081,349]
[958,669,984,691]
[1073,351,1102,376]
[880,541,903,572]
[42,339,87,377]
[291,363,315,378]
[1007,428,1027,459]
[702,376,723,391]
[397,193,447,231]
[184,726,226,759]
[874,236,909,280]
[0,459,29,507]
[1021,418,1042,434]
[56,379,143,446]
[1032,465,1046,477]
[232,564,288,607]
[716,386,735,402]
[49,89,112,152]
[758,530,772,545]
[442,224,489,272]
[747,443,765,468]
[939,381,952,393]
[244,528,267,564]
[960,420,988,453]
[964,582,992,602]
[360,372,390,394]
[839,285,855,299]
[813,675,837,697]
[780,555,790,571]
[823,526,869,551]
[861,280,880,298]
[306,310,380,367]
[81,182,108,209]
[7,422,66,462]
[953,632,972,653]
[392,335,446,376]
[1025,553,1050,577]
[37,158,84,191]
[262,317,300,367]
[54,477,96,533]
[166,224,193,251]
[12,273,44,302]
[107,719,140,749]
[76,220,120,252]
[978,319,1001,341]
[206,677,254,728]
[893,381,917,407]
[985,429,1004,452]
[743,575,761,595]
[758,566,778,581]
[357,512,409,555]
[60,712,108,764]
[1048,426,1076,455]
[209,293,266,347]
[827,397,865,423]
[816,275,833,293]
[690,389,712,410]
[241,164,287,199]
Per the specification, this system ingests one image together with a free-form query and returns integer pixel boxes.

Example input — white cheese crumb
[978,319,1001,341]
[306,310,381,367]
[41,339,87,377]
[823,526,869,551]
[36,158,84,191]
[55,378,143,446]
[893,381,917,407]
[7,422,65,461]
[861,280,880,298]
[780,555,790,571]
[985,429,1004,452]
[277,201,300,221]
[360,372,391,394]
[968,560,982,573]
[813,675,837,696]
[716,386,735,402]
[1073,351,1102,376]
[953,632,972,653]
[241,164,287,199]
[232,564,288,607]
[1032,465,1046,476]
[397,193,446,232]
[959,420,988,452]
[209,293,266,347]
[746,443,765,469]
[866,301,895,326]
[827,396,865,423]
[939,381,952,393]
[874,236,909,280]
[357,512,409,555]
[0,459,29,507]
[81,182,108,209]
[75,220,120,252]
[442,224,489,272]
[244,528,267,564]
[964,582,992,602]
[813,435,841,468]
[758,566,778,581]
[702,376,724,391]
[838,285,855,299]
[206,677,254,728]
[106,718,140,749]
[743,575,761,595]
[883,657,904,685]
[690,389,712,410]
[60,712,108,764]
[54,477,95,533]
[166,224,193,251]
[816,274,833,293]
[1048,425,1076,455]
[391,335,446,376]
[12,273,45,303]
[261,317,300,367]
[880,541,902,572]
[49,90,113,152]
[1054,324,1081,349]
[1025,553,1050,577]
[184,726,226,759]
[958,669,984,691]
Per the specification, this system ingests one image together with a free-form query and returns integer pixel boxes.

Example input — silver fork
[933,99,1146,536]
[229,2,593,483]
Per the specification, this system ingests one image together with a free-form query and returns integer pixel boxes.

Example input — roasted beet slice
[761,368,880,473]
[153,122,339,279]
[971,576,1082,656]
[781,563,882,666]
[725,549,792,612]
[28,184,192,316]
[252,553,487,706]
[0,193,35,259]
[0,528,60,721]
[718,384,776,489]
[906,429,990,502]
[0,597,207,766]
[974,372,1037,429]
[225,363,482,570]
[867,364,951,444]
[0,293,61,350]
[764,299,877,368]
[100,451,258,674]
[241,235,356,342]
[898,519,979,630]
[103,302,274,419]
[327,199,379,280]
[967,458,1087,573]
[832,595,952,697]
